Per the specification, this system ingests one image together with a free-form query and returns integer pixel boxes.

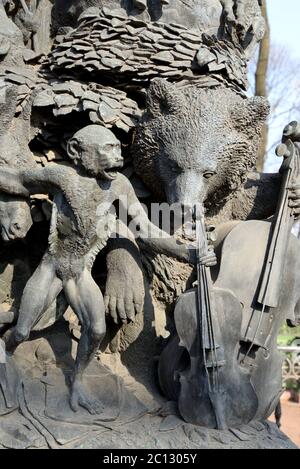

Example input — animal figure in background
[0,85,34,242]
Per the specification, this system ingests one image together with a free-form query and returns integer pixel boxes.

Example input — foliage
[278,323,300,346]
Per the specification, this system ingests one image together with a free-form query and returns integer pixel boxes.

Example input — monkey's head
[67,125,124,180]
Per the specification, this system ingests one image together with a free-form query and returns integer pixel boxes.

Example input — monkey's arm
[118,175,196,264]
[138,235,196,264]
[0,167,62,197]
[0,168,31,196]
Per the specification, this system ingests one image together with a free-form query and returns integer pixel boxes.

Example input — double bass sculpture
[159,122,300,429]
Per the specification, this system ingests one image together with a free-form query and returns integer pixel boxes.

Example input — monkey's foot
[70,381,104,415]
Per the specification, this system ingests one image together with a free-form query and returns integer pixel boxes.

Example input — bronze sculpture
[0,0,298,449]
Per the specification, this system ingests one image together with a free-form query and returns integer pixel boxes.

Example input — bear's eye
[203,171,216,179]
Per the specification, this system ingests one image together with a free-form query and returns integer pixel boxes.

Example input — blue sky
[267,0,300,58]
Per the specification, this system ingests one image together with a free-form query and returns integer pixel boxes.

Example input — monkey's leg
[6,253,63,354]
[63,268,106,415]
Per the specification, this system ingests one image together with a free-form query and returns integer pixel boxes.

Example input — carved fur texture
[133,78,270,222]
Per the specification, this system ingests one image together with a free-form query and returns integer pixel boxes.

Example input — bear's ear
[232,96,270,134]
[146,78,185,118]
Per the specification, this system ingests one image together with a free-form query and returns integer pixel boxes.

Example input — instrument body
[174,285,258,428]
[160,209,259,429]
[215,219,300,420]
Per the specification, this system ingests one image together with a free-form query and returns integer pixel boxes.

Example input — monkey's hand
[105,240,145,325]
[199,250,218,268]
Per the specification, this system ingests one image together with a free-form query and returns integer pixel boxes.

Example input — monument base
[0,326,297,450]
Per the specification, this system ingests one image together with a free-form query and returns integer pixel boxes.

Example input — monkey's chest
[49,191,116,276]
[56,205,76,237]
[52,191,100,238]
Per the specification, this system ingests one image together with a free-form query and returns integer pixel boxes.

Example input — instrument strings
[244,143,298,361]
[197,256,210,390]
[196,218,220,393]
[244,184,290,360]
[203,267,220,392]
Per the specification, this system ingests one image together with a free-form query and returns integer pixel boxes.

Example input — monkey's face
[80,140,124,180]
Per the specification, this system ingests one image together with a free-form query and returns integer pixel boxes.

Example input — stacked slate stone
[48,6,248,92]
[33,79,141,133]
[0,65,42,114]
